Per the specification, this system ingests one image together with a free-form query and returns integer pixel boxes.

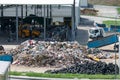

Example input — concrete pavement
[9,76,90,80]
[94,5,118,18]
[81,15,116,24]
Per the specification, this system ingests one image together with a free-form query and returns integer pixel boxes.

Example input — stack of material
[87,48,119,59]
[49,61,119,74]
[81,8,99,16]
[7,40,118,69]
[9,40,87,68]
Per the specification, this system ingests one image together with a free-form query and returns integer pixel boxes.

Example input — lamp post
[115,15,120,79]
[117,15,120,74]
[119,37,120,74]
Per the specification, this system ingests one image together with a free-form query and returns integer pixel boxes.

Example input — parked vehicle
[88,27,105,39]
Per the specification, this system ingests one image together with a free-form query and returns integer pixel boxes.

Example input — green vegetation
[9,71,22,76]
[117,8,120,14]
[103,20,120,27]
[9,71,120,79]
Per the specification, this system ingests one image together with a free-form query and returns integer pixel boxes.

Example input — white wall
[80,0,88,7]
[0,5,72,21]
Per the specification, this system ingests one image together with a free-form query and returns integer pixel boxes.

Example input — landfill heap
[49,61,119,74]
[9,40,87,68]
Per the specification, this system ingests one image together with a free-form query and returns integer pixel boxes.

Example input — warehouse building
[0,0,80,42]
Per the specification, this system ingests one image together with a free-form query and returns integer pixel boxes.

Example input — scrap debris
[5,40,119,69]
[8,40,87,68]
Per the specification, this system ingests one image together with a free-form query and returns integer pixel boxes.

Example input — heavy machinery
[18,24,40,38]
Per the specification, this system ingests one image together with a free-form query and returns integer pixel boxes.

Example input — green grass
[117,8,120,14]
[9,71,120,79]
[9,71,22,76]
[103,20,120,27]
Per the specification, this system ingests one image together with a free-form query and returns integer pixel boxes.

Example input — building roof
[0,0,74,5]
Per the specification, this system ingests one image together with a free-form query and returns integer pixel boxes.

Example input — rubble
[8,40,87,68]
[6,40,119,69]
[87,48,119,59]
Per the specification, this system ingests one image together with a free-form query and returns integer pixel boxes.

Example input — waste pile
[87,48,119,59]
[49,61,119,74]
[81,8,99,16]
[9,40,87,68]
[6,39,119,75]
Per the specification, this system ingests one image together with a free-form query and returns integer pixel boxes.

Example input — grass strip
[103,20,120,27]
[9,71,120,79]
[117,8,120,14]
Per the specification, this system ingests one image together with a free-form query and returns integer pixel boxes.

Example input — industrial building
[0,0,80,42]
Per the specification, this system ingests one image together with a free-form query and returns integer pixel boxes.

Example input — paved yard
[94,5,118,18]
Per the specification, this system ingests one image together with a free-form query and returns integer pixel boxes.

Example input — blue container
[116,29,120,32]
[96,23,106,27]
[103,27,109,32]
[0,54,13,63]
[87,35,118,48]
[110,25,120,32]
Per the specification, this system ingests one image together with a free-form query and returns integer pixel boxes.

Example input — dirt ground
[10,65,59,73]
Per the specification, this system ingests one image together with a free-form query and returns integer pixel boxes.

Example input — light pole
[119,37,120,74]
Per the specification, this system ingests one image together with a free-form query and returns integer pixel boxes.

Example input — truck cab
[88,27,105,39]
